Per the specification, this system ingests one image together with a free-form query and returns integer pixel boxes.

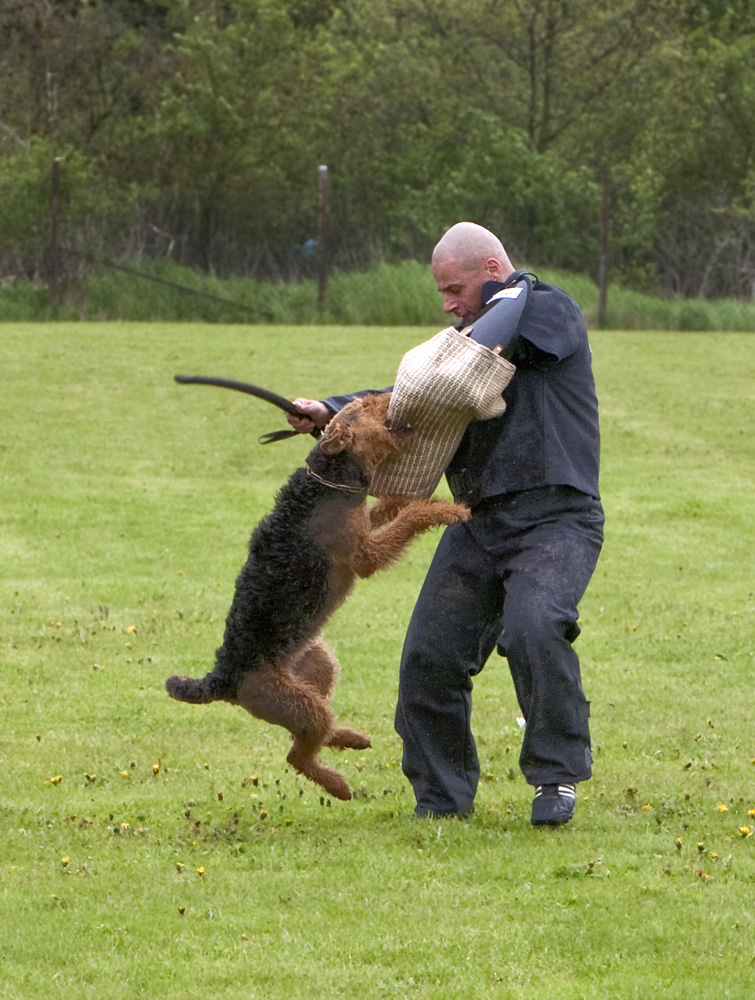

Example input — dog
[166,392,469,801]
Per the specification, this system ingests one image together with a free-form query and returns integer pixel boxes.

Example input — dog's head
[319,393,413,472]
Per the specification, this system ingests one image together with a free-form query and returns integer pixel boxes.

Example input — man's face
[432,257,493,325]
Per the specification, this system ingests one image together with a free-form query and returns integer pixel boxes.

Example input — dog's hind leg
[289,636,341,699]
[287,732,354,800]
[290,638,371,751]
[236,662,354,801]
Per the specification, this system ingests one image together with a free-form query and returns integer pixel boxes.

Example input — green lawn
[2,322,754,999]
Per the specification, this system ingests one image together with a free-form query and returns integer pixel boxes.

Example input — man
[287,222,603,826]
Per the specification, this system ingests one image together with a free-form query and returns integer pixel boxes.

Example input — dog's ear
[319,426,353,454]
[319,405,358,454]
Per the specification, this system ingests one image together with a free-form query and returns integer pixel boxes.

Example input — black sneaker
[531,783,576,826]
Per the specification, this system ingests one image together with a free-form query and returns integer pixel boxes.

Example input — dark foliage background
[1,0,754,298]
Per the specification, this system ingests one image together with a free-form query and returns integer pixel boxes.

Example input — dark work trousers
[395,485,605,817]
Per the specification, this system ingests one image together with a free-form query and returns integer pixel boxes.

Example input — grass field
[2,322,754,999]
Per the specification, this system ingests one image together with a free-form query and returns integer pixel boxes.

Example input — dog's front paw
[433,501,471,524]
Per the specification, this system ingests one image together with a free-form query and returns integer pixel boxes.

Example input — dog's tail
[165,673,224,704]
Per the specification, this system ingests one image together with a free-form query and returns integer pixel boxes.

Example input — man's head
[431,222,514,324]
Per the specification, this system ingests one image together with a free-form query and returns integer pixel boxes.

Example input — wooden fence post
[50,157,62,308]
[317,164,329,314]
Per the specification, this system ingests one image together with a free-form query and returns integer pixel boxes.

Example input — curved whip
[174,374,320,440]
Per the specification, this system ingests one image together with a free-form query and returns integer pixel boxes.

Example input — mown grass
[2,322,754,999]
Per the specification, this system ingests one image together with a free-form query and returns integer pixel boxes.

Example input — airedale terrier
[166,393,469,801]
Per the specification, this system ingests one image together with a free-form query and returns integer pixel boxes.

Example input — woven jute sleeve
[369,327,515,498]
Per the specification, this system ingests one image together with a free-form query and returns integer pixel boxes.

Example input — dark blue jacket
[324,277,600,507]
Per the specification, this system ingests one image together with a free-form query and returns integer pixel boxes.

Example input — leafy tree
[0,0,753,297]
[0,137,140,277]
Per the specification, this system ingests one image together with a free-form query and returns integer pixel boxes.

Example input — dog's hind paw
[288,750,354,800]
[326,727,371,750]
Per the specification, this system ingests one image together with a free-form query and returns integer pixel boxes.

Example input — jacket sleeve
[322,386,392,414]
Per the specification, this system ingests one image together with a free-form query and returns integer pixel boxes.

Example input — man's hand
[286,398,332,433]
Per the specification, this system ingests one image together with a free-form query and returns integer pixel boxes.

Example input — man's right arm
[286,398,334,433]
[285,388,391,434]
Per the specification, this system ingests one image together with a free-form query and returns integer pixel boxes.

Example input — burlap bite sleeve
[369,327,515,498]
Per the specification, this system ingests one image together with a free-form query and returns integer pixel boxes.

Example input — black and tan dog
[166,392,469,801]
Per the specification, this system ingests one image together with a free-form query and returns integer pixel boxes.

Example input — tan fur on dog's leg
[287,736,353,801]
[367,496,405,529]
[236,662,354,800]
[289,638,371,751]
[289,636,341,699]
[325,727,371,750]
[349,499,470,578]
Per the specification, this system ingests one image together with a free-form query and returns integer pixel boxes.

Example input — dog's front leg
[367,496,404,528]
[349,499,469,578]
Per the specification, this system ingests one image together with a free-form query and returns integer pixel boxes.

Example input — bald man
[289,222,603,826]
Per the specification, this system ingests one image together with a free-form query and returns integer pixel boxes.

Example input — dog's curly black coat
[168,446,369,703]
[218,448,368,698]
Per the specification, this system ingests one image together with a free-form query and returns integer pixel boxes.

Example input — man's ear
[485,257,503,279]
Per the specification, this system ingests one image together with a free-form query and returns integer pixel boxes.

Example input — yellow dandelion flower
[738,826,752,838]
[259,809,268,819]
[127,625,137,634]
[748,809,755,818]
[196,866,205,876]
[176,862,184,871]
[641,803,653,812]
[49,775,62,785]
[153,763,161,774]
[61,856,69,866]
[120,822,130,830]
[711,852,719,860]
[697,842,705,852]
[716,803,729,812]
[120,770,129,777]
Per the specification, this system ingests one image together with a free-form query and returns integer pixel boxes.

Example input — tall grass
[3,259,755,330]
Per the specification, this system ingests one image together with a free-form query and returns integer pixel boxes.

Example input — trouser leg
[495,491,604,786]
[395,520,501,817]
